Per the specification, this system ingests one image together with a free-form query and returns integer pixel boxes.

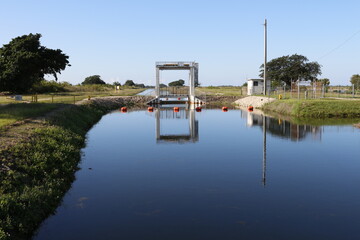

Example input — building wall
[247,80,264,95]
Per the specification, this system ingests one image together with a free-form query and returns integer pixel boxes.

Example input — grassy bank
[196,86,246,96]
[0,97,150,240]
[261,99,360,118]
[0,103,63,128]
[0,88,145,104]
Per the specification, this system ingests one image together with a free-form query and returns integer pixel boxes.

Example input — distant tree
[318,78,330,86]
[350,74,360,89]
[113,81,121,86]
[82,75,105,85]
[169,79,185,87]
[0,33,70,93]
[259,54,321,86]
[124,80,135,86]
[135,83,145,88]
[159,83,167,88]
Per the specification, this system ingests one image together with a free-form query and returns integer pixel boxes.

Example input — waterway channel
[34,108,360,239]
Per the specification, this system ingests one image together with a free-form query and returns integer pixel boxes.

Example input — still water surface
[35,109,360,240]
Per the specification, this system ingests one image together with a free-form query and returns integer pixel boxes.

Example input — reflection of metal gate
[155,108,199,144]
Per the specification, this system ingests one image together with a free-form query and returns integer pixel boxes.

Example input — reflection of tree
[246,112,321,141]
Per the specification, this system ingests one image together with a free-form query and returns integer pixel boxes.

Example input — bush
[30,80,70,93]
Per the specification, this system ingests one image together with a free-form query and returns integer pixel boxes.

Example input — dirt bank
[234,96,276,108]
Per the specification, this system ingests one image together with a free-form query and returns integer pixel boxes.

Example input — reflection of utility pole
[262,114,267,186]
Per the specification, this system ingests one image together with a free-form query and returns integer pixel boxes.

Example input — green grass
[196,86,246,96]
[0,88,145,104]
[262,99,360,118]
[0,104,61,128]
[0,102,110,240]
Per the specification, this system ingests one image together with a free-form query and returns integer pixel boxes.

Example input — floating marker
[121,107,127,112]
[222,106,228,112]
[196,107,202,112]
[174,107,180,112]
[148,107,154,112]
[248,106,254,111]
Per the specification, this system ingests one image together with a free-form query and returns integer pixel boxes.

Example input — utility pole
[263,19,267,96]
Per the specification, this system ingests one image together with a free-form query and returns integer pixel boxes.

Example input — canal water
[34,108,360,240]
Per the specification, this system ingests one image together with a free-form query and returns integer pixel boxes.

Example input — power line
[318,29,360,60]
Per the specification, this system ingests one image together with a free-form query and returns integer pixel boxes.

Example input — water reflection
[34,109,360,240]
[262,115,267,186]
[151,106,199,144]
[243,111,322,141]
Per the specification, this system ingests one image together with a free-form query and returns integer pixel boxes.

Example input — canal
[34,108,360,240]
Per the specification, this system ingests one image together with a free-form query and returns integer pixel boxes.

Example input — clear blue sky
[1,0,359,86]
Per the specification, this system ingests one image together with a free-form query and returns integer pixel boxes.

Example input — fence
[267,82,360,99]
[1,93,97,105]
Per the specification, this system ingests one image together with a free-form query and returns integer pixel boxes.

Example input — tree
[124,80,135,86]
[135,83,145,88]
[318,78,330,86]
[169,79,185,87]
[113,81,121,86]
[350,74,360,89]
[82,75,105,85]
[0,33,70,93]
[259,54,321,86]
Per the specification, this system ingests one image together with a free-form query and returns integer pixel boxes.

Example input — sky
[1,0,359,86]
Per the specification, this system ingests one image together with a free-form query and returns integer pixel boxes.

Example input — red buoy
[248,106,254,111]
[121,107,127,112]
[148,107,154,112]
[174,107,180,112]
[178,97,181,100]
[196,107,202,112]
[222,106,228,112]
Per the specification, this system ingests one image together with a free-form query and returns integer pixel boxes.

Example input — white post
[189,67,195,103]
[155,67,160,98]
[297,80,300,100]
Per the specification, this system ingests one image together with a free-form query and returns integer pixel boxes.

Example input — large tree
[0,33,70,93]
[259,54,321,86]
[350,74,360,88]
[82,75,106,85]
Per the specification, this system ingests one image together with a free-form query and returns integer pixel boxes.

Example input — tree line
[1,34,359,94]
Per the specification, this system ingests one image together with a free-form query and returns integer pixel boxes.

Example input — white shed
[247,79,264,95]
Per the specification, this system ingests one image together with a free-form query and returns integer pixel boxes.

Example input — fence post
[297,82,300,100]
[353,84,355,98]
[283,85,286,99]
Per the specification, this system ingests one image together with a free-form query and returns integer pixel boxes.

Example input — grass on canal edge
[0,103,110,240]
[0,103,62,128]
[261,98,360,118]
